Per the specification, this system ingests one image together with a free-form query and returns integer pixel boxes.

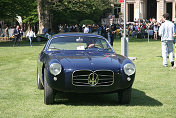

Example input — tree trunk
[37,0,50,34]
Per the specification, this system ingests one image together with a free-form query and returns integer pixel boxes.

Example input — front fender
[118,59,135,89]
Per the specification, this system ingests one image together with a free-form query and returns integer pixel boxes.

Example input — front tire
[44,68,54,105]
[118,87,132,104]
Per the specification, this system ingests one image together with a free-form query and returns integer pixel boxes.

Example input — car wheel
[44,68,54,105]
[37,68,44,90]
[118,87,132,104]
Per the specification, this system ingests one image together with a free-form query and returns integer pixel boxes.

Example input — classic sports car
[37,33,135,105]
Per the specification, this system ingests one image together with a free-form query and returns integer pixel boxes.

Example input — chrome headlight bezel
[49,63,62,76]
[123,63,135,76]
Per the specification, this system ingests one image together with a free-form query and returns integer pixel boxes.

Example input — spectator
[26,28,36,47]
[159,13,175,67]
[79,24,83,32]
[82,24,85,31]
[88,25,92,33]
[74,24,79,32]
[42,27,47,34]
[101,25,106,37]
[134,24,138,38]
[119,26,123,39]
[5,25,9,40]
[153,23,158,40]
[68,25,72,32]
[12,25,21,47]
[84,25,89,33]
[105,27,111,44]
[97,25,102,35]
[105,25,115,46]
[110,25,116,46]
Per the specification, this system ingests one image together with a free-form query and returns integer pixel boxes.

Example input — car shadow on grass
[54,88,163,106]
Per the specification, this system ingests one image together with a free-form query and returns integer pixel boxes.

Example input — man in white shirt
[84,25,89,33]
[159,13,175,67]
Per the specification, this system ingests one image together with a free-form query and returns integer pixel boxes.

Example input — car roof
[51,33,105,39]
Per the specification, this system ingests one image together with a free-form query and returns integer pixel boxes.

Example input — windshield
[48,36,113,52]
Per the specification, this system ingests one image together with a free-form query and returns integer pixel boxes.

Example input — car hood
[52,51,124,71]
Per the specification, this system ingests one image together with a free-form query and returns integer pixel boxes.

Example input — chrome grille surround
[72,70,114,86]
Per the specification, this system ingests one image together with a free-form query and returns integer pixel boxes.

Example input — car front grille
[72,70,114,86]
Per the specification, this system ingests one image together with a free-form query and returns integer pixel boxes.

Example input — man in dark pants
[13,25,21,46]
[105,25,116,47]
[110,25,116,46]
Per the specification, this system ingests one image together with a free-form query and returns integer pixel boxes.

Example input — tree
[48,0,111,31]
[0,0,112,33]
[50,0,111,23]
[0,0,38,29]
[37,0,50,34]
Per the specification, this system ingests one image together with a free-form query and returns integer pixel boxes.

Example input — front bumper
[45,69,135,93]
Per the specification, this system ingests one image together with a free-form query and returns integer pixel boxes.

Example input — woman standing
[153,23,158,40]
[26,28,36,47]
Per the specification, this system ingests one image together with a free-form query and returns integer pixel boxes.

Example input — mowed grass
[0,38,176,118]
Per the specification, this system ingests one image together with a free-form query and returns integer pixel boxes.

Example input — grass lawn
[0,38,176,118]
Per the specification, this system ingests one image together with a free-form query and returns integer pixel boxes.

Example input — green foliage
[0,0,111,29]
[80,19,95,25]
[0,0,38,26]
[50,0,111,24]
[23,8,38,26]
[0,0,12,19]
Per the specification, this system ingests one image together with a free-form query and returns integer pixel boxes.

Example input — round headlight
[124,63,135,76]
[49,63,62,76]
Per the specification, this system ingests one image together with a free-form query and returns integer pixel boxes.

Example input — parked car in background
[34,33,51,42]
[37,33,136,105]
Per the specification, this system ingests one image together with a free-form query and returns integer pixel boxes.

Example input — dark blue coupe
[37,33,135,105]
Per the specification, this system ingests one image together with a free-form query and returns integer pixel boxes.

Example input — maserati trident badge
[88,73,99,86]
